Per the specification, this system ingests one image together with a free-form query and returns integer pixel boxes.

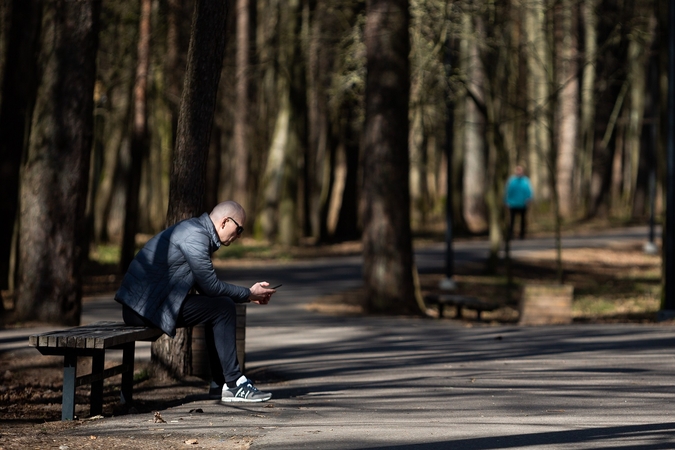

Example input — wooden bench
[424,294,498,320]
[29,321,162,420]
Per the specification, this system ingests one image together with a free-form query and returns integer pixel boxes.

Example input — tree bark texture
[165,0,229,225]
[231,0,253,213]
[17,0,101,325]
[0,0,42,297]
[579,0,597,215]
[524,0,550,200]
[153,0,229,379]
[555,0,578,218]
[461,13,487,234]
[362,0,418,314]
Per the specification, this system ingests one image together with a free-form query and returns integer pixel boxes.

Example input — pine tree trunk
[362,0,418,314]
[0,0,41,300]
[17,0,101,325]
[461,13,487,233]
[232,0,252,212]
[555,0,578,218]
[579,0,597,215]
[524,0,550,200]
[623,3,654,214]
[152,0,229,379]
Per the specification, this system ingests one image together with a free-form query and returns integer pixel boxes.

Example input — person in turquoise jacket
[504,165,533,240]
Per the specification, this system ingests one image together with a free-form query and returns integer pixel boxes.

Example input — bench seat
[424,294,498,320]
[29,321,162,420]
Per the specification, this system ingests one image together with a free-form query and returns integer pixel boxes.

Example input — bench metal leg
[90,351,105,416]
[62,352,77,421]
[121,342,135,404]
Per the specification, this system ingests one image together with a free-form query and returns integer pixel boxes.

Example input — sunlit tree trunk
[152,0,229,378]
[579,0,597,215]
[524,0,550,200]
[555,0,578,218]
[461,13,487,233]
[17,0,101,325]
[362,0,419,314]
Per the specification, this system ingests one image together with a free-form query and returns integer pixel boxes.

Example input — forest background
[0,0,671,333]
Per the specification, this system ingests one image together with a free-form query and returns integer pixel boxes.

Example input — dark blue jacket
[115,213,250,336]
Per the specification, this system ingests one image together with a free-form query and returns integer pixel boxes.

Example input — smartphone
[270,284,282,289]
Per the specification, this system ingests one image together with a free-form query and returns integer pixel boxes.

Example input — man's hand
[248,281,277,305]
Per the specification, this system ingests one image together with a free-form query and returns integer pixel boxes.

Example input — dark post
[662,0,675,314]
[440,35,456,290]
[645,57,658,255]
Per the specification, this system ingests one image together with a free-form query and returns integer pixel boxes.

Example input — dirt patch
[307,243,664,325]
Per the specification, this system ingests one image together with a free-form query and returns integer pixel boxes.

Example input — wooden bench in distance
[424,294,498,320]
[29,321,162,420]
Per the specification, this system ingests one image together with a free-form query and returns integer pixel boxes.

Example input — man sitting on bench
[115,200,277,402]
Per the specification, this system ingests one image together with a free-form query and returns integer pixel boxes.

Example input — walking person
[115,200,277,402]
[505,165,534,240]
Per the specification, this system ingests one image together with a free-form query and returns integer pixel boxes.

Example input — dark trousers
[122,295,240,386]
[508,207,527,240]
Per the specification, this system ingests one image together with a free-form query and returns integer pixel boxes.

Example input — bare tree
[16,0,101,325]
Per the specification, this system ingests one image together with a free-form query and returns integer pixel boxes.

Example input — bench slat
[29,321,162,350]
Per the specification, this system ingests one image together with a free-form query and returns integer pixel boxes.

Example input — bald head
[210,201,246,224]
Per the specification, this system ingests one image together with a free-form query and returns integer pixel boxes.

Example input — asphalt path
[0,225,661,351]
[6,225,675,450]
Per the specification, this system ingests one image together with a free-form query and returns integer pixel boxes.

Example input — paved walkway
[5,226,675,449]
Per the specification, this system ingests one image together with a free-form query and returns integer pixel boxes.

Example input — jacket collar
[198,212,222,252]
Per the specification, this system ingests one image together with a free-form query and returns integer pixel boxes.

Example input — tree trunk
[0,0,41,302]
[461,13,487,233]
[332,1,364,242]
[362,0,418,314]
[259,0,304,246]
[165,0,192,149]
[306,0,336,241]
[16,0,101,325]
[120,0,152,272]
[332,96,362,242]
[152,0,229,379]
[524,0,550,200]
[231,0,253,213]
[555,0,578,218]
[623,3,654,215]
[579,0,597,215]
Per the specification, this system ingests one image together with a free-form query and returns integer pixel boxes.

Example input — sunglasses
[227,217,244,235]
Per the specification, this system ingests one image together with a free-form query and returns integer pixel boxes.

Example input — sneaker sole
[221,395,272,403]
